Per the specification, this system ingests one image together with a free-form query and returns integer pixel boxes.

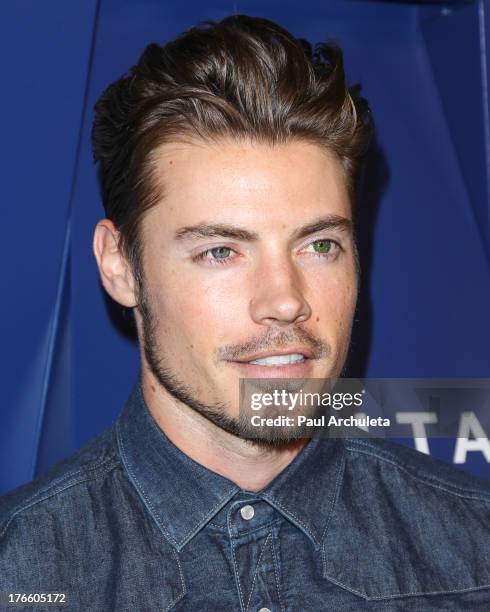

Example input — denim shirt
[1,381,490,611]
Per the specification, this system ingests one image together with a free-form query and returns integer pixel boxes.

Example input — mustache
[215,327,330,361]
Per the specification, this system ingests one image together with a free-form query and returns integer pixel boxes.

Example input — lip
[228,348,315,379]
[228,359,313,379]
[232,347,315,363]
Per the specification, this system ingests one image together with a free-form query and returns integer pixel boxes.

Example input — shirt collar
[116,379,345,552]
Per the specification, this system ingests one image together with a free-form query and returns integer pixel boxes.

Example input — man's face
[135,138,358,444]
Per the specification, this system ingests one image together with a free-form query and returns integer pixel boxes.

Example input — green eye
[210,246,231,259]
[312,239,332,253]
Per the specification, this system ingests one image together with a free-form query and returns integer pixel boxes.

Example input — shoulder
[0,425,120,538]
[343,437,490,500]
[0,423,182,606]
[322,438,490,602]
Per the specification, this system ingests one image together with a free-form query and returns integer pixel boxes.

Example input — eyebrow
[174,214,353,242]
[292,215,353,240]
[174,224,259,241]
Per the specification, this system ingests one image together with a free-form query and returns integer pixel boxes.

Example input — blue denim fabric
[1,379,490,611]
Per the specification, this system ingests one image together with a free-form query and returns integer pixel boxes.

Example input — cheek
[152,272,247,345]
[312,272,357,337]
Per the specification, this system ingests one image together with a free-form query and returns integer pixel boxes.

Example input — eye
[303,238,341,260]
[312,239,333,254]
[208,246,232,259]
[193,246,236,265]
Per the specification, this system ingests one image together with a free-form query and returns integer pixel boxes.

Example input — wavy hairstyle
[92,14,373,289]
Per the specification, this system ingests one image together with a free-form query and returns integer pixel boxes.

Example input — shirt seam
[0,456,120,539]
[228,516,283,538]
[323,571,490,600]
[320,448,346,544]
[116,418,179,549]
[270,528,286,612]
[259,494,318,547]
[176,488,238,550]
[206,521,226,529]
[345,440,490,502]
[245,531,272,612]
[228,510,245,612]
[165,550,187,611]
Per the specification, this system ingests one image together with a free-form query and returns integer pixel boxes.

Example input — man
[1,15,490,611]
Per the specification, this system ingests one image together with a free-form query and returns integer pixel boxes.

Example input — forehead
[147,137,351,228]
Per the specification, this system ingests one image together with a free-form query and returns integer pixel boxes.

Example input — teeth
[248,353,305,366]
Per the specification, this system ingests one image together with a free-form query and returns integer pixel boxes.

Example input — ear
[93,220,137,308]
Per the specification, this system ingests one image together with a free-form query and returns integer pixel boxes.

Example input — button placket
[227,499,283,612]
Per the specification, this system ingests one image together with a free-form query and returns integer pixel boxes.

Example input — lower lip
[228,359,313,378]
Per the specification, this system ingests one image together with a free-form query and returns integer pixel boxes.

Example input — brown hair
[91,14,373,288]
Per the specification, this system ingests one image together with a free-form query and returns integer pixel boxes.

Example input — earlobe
[93,220,137,308]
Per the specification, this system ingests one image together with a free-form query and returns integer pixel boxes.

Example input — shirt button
[240,504,255,520]
[258,608,271,612]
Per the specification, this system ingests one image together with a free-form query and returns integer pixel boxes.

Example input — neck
[141,369,306,492]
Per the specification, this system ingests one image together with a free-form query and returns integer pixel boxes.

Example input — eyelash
[304,239,342,260]
[193,247,237,266]
[192,239,342,266]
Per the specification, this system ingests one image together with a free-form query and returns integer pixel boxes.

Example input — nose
[249,257,312,327]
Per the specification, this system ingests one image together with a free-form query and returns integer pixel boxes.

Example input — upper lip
[232,347,315,363]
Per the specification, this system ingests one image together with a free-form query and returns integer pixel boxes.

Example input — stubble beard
[137,286,332,450]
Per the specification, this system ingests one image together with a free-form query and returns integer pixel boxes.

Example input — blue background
[1,0,489,494]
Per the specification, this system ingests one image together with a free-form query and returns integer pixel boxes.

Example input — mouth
[228,348,315,378]
[247,353,306,366]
